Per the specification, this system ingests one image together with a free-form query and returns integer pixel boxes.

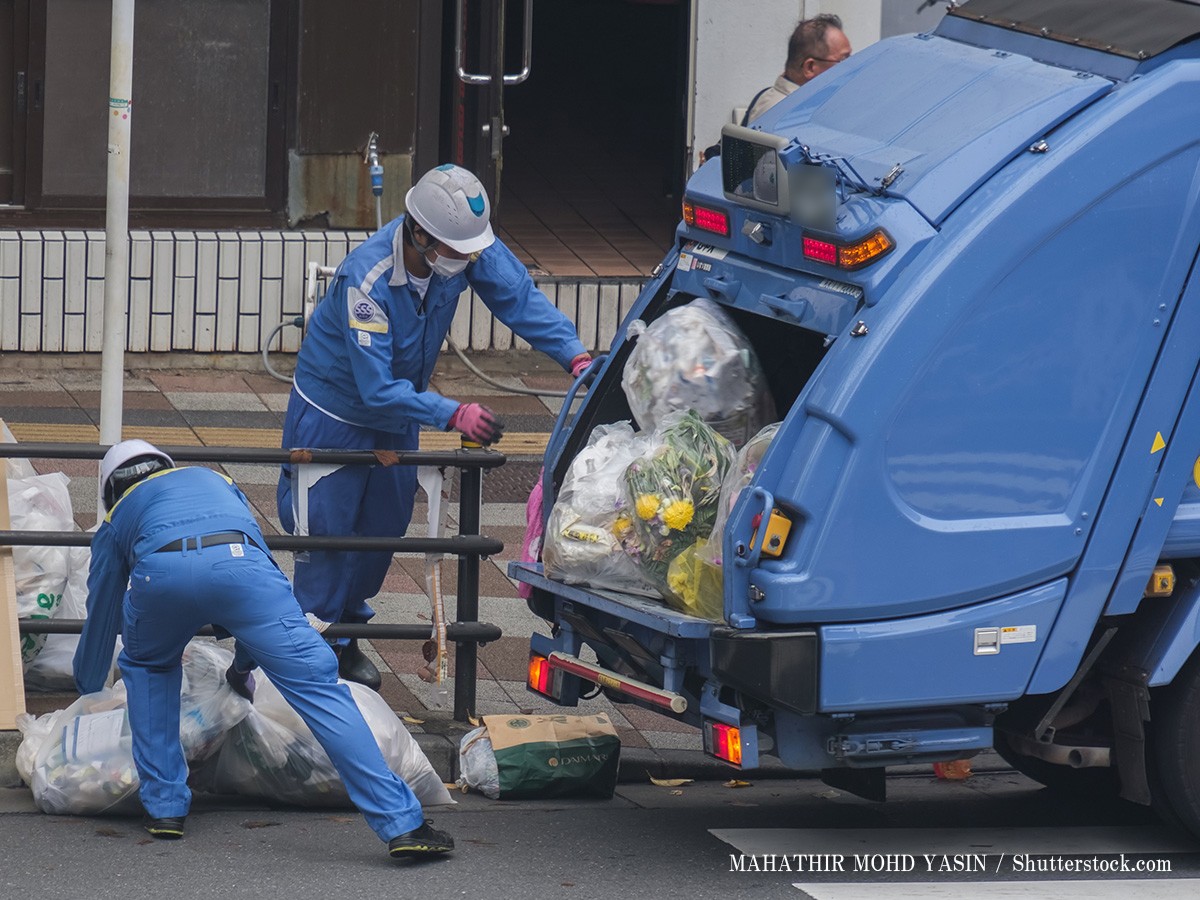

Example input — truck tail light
[528,652,561,700]
[802,237,838,265]
[704,721,743,766]
[803,228,894,270]
[839,230,894,269]
[683,199,730,237]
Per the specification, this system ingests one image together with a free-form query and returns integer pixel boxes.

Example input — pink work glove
[570,353,593,379]
[448,403,504,445]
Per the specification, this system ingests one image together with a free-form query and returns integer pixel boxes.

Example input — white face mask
[429,252,469,278]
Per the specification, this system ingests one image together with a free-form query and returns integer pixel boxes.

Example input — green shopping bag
[484,713,621,800]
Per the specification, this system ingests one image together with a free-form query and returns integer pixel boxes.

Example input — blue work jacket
[74,467,268,695]
[291,216,586,433]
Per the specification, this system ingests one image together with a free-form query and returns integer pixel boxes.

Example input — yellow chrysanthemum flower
[636,494,660,520]
[662,499,694,531]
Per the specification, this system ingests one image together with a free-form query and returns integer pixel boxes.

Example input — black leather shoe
[143,815,186,839]
[388,821,454,858]
[337,639,381,690]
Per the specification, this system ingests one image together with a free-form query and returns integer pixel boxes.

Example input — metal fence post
[454,443,484,722]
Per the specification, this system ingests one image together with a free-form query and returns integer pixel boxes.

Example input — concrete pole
[99,0,135,451]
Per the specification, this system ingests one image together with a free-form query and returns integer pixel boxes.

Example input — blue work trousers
[118,538,423,841]
[277,391,418,640]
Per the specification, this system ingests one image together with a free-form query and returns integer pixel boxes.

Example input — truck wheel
[1152,651,1200,840]
[993,730,1120,797]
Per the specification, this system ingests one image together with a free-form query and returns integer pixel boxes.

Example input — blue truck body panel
[513,4,1200,781]
[820,579,1066,712]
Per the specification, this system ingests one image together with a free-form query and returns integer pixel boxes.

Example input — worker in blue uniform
[75,439,454,857]
[277,164,592,688]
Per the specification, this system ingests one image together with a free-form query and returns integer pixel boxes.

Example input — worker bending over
[75,439,453,858]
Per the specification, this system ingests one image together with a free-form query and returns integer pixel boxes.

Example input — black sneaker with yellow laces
[143,815,186,839]
[388,821,454,858]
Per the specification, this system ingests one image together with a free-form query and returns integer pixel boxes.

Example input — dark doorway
[447,0,688,278]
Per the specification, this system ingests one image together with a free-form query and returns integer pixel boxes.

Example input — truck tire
[1152,651,1200,840]
[993,730,1120,798]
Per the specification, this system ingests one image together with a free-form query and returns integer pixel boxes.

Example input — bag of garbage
[8,472,74,665]
[16,640,253,815]
[620,297,775,446]
[693,422,782,617]
[196,673,453,808]
[543,422,660,597]
[178,641,254,762]
[21,684,141,816]
[457,725,501,799]
[457,714,620,800]
[623,410,734,613]
[23,542,98,692]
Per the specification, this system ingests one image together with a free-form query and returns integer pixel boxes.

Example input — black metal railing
[0,441,506,721]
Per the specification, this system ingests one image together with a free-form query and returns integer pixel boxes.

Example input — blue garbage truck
[509,0,1200,836]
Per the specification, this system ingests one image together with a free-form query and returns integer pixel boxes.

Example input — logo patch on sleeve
[347,289,389,333]
[357,330,372,347]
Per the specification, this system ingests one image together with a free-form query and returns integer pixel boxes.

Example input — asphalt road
[2,769,1198,900]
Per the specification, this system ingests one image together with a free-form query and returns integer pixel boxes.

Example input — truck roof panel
[756,35,1111,226]
[946,0,1200,60]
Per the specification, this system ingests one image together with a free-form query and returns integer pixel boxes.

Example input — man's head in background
[785,14,852,86]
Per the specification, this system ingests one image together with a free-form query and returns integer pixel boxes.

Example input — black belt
[154,532,252,553]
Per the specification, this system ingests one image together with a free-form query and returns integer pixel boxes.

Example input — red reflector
[692,205,730,237]
[708,722,743,766]
[803,237,838,265]
[528,653,553,695]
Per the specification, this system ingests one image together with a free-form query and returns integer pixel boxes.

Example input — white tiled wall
[0,230,643,355]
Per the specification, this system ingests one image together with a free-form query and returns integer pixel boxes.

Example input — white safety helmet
[403,164,495,254]
[100,439,175,511]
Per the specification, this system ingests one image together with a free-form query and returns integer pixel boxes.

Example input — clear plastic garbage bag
[456,725,500,800]
[623,410,734,615]
[621,297,775,446]
[194,673,453,808]
[178,641,253,762]
[20,684,141,816]
[8,472,74,664]
[16,640,253,815]
[23,542,99,692]
[694,421,781,607]
[543,422,660,597]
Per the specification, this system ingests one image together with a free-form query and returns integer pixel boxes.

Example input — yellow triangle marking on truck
[1155,498,1164,507]
[1151,432,1166,454]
